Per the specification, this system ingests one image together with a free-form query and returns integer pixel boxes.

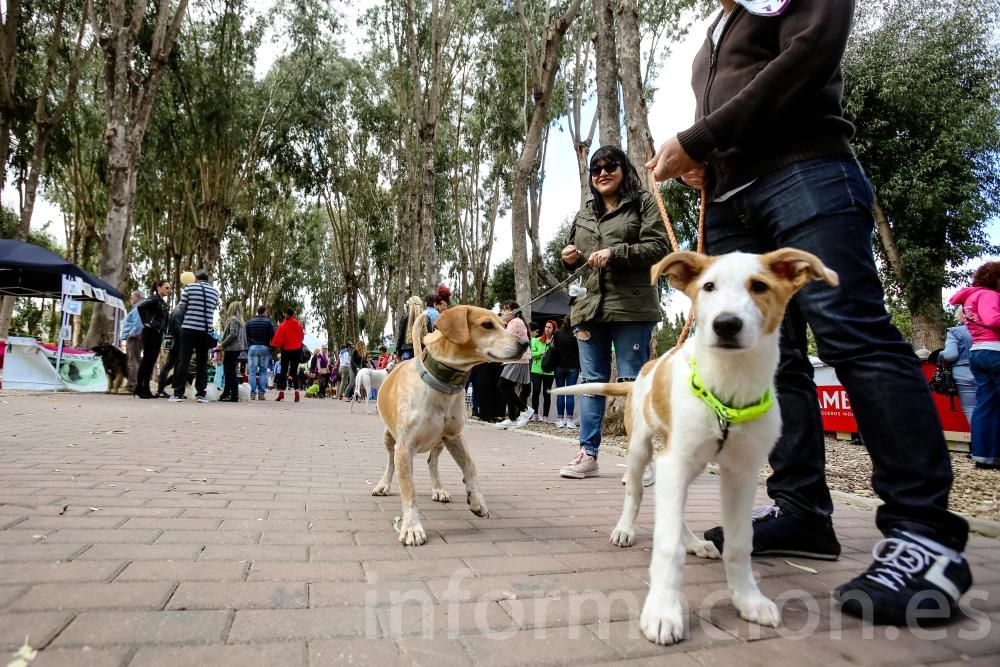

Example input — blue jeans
[952,366,977,425]
[247,345,270,397]
[554,367,579,420]
[969,350,1000,465]
[705,156,967,549]
[575,321,655,457]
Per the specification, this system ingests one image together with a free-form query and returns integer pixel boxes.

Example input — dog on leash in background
[91,343,128,394]
[351,362,395,414]
[551,248,838,645]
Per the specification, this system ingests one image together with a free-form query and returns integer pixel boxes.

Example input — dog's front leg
[427,445,451,503]
[394,442,426,546]
[611,427,654,547]
[640,453,698,645]
[442,435,488,518]
[719,463,779,628]
[372,430,396,497]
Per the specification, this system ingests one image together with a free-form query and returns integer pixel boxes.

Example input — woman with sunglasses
[558,145,669,481]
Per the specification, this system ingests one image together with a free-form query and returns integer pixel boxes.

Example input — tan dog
[551,248,838,644]
[373,305,529,545]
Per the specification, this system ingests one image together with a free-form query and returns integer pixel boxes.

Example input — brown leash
[647,172,707,350]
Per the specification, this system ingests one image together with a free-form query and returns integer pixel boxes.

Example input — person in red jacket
[271,308,305,402]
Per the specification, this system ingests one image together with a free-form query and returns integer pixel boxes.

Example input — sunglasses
[590,161,621,177]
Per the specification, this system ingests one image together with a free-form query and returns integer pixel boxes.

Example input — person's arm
[561,216,581,270]
[608,194,670,269]
[270,322,285,349]
[677,1,854,162]
[941,329,960,363]
[220,319,237,348]
[980,292,1000,329]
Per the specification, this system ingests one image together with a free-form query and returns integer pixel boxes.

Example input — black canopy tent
[0,240,126,368]
[0,240,124,301]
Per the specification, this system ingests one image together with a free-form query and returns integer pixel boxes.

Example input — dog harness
[688,357,774,452]
[415,351,470,395]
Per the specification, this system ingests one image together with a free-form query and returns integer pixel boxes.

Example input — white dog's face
[654,249,840,353]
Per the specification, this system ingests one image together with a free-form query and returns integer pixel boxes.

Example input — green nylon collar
[688,357,773,425]
[416,350,470,395]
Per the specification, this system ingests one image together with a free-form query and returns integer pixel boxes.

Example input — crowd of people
[115,270,400,405]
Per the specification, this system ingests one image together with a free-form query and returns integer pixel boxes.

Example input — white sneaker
[620,462,656,487]
[565,420,577,429]
[168,396,184,403]
[494,419,514,429]
[511,407,534,429]
[555,419,565,429]
[196,396,209,403]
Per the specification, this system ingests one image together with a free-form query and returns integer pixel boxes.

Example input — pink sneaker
[560,449,599,479]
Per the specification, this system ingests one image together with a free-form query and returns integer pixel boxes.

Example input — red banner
[816,362,970,436]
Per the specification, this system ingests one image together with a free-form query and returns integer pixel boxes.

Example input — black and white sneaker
[834,529,972,625]
[704,504,841,561]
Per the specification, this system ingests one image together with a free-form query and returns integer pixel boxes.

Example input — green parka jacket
[566,191,669,325]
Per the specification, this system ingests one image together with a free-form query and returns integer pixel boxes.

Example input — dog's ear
[763,248,839,290]
[435,306,471,345]
[651,251,710,293]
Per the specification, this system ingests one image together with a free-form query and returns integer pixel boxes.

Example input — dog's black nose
[713,314,743,340]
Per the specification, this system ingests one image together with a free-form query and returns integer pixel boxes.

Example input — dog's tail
[412,312,430,359]
[549,382,633,398]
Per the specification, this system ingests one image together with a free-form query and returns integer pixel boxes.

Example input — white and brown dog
[372,306,529,546]
[551,248,838,645]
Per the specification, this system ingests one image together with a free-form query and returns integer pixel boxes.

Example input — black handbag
[928,356,960,409]
[541,341,557,374]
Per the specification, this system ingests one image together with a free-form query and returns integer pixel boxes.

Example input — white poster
[63,297,82,316]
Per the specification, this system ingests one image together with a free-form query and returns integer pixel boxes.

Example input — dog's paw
[371,483,391,497]
[466,491,489,518]
[431,488,451,503]
[686,538,721,560]
[399,522,427,546]
[610,524,636,548]
[639,594,686,645]
[733,592,780,628]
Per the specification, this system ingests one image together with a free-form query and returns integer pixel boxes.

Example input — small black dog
[91,343,128,394]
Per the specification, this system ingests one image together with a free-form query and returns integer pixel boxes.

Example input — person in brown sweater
[647,0,970,626]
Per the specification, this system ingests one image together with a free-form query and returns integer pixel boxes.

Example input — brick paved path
[0,393,997,666]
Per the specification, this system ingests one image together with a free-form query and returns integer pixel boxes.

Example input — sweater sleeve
[677,1,854,161]
[979,291,1000,329]
[220,319,238,348]
[609,194,670,270]
[941,329,959,363]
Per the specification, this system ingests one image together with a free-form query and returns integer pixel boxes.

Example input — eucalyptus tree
[510,0,584,320]
[85,0,189,345]
[0,0,95,338]
[843,0,1000,349]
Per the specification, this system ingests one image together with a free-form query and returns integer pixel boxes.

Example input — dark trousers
[221,350,241,400]
[135,329,162,395]
[498,377,529,421]
[277,348,301,391]
[172,329,212,399]
[317,372,329,398]
[705,156,968,550]
[530,372,553,418]
[157,340,180,392]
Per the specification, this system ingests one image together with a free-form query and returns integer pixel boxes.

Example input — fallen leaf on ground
[57,506,68,516]
[6,636,37,667]
[392,516,401,534]
[88,507,102,512]
[784,560,818,574]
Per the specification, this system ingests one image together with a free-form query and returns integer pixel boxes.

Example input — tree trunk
[592,0,621,147]
[616,0,655,178]
[873,196,904,282]
[911,307,944,352]
[84,0,189,345]
[0,0,20,205]
[512,0,584,320]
